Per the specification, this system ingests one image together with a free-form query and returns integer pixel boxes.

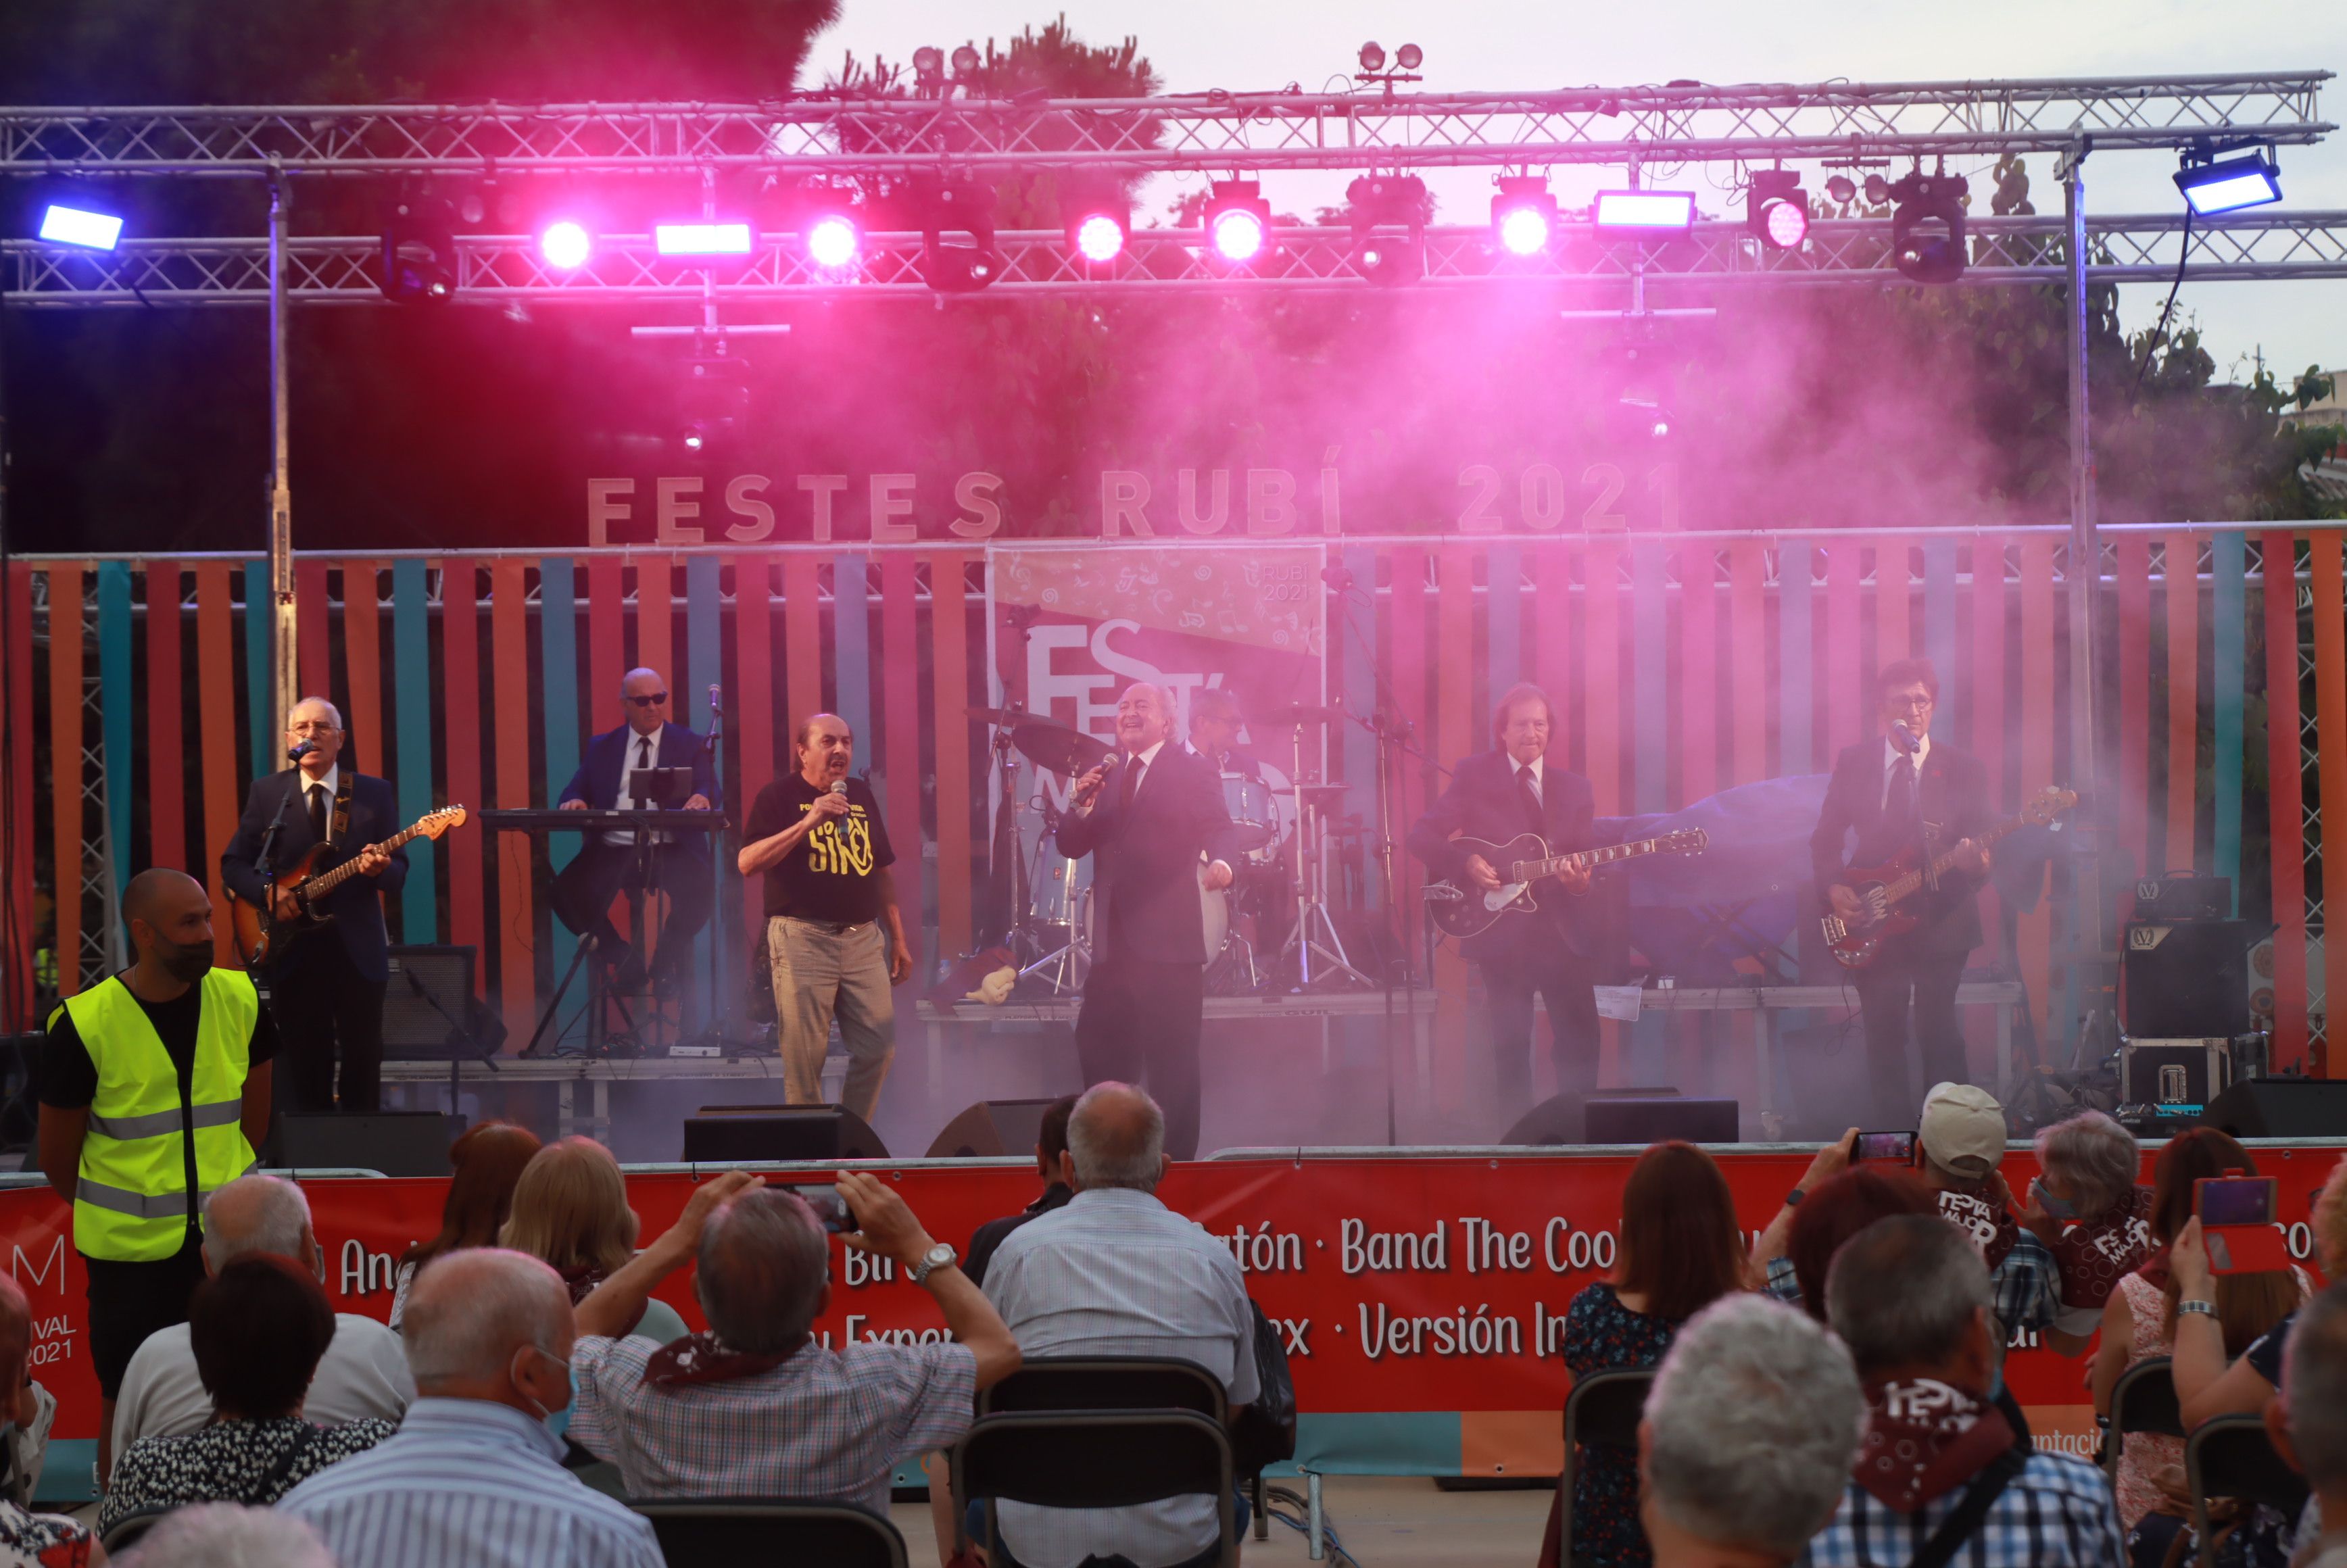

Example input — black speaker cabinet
[2200,1078,2347,1139]
[1500,1087,1725,1146]
[383,946,506,1060]
[2123,921,2250,1039]
[682,1105,890,1163]
[926,1098,1062,1159]
[274,1112,466,1177]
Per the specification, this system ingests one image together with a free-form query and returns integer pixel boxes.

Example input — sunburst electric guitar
[228,806,468,966]
[1818,786,2075,969]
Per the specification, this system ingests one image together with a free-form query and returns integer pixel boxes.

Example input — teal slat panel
[685,555,725,1006]
[1923,539,1958,742]
[1290,1411,1463,1476]
[1342,547,1381,910]
[2211,531,2245,912]
[391,560,437,943]
[1631,543,1667,814]
[97,562,135,894]
[833,554,872,754]
[1487,543,1522,695]
[243,561,273,785]
[1779,541,1814,775]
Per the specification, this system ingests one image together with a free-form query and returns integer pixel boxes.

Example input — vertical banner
[95,563,134,897]
[5,562,32,1017]
[1728,543,1766,787]
[1436,547,1476,1106]
[2310,533,2347,1064]
[878,555,923,961]
[342,564,385,783]
[735,556,777,944]
[2210,533,2245,910]
[1777,542,1813,778]
[489,560,536,1039]
[390,560,437,945]
[1680,545,1717,803]
[441,563,487,1000]
[2115,539,2152,887]
[2017,541,2056,1038]
[931,553,975,962]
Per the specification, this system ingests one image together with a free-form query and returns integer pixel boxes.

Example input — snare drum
[1219,771,1282,860]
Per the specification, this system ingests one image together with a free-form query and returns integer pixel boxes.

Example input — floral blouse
[0,1502,90,1567]
[99,1416,397,1534]
[1562,1281,1682,1568]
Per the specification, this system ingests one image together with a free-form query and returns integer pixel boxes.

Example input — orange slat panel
[490,560,537,1043]
[2310,533,2347,1076]
[783,556,823,734]
[194,564,241,969]
[342,562,385,780]
[2164,531,2200,877]
[146,560,186,872]
[441,562,487,999]
[635,556,673,694]
[2263,533,2309,1067]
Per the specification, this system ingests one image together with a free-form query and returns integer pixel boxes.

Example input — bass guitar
[1818,785,2075,969]
[228,806,468,967]
[1424,828,1708,941]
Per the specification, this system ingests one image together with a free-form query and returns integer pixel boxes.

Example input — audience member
[115,1502,335,1568]
[2026,1110,2153,1337]
[1912,1083,2073,1347]
[1802,1215,2125,1568]
[2268,1283,2347,1568]
[278,1249,662,1568]
[100,1256,394,1533]
[0,1274,93,1567]
[1639,1294,1866,1568]
[1758,1158,1937,1321]
[112,1175,413,1464]
[500,1137,688,1344]
[982,1082,1257,1568]
[1540,1141,1748,1568]
[965,1094,1079,1288]
[566,1168,1017,1508]
[387,1121,541,1331]
[2175,1154,2347,1425]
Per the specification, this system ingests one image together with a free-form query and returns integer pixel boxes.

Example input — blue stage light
[2175,150,2283,216]
[39,204,123,251]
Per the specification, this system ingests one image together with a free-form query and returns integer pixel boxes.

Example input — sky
[820,0,2347,382]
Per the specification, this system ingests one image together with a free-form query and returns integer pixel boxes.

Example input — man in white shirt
[110,1174,413,1470]
[983,1083,1258,1568]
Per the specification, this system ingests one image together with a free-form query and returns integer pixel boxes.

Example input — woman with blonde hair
[500,1137,690,1344]
[388,1121,541,1331]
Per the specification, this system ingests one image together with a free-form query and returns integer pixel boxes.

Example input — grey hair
[117,1503,337,1568]
[402,1249,569,1388]
[1068,1082,1165,1192]
[1646,1294,1867,1561]
[286,695,343,731]
[201,1175,312,1272]
[1826,1215,1992,1377]
[2033,1110,2141,1219]
[2284,1282,2347,1490]
[698,1189,830,1354]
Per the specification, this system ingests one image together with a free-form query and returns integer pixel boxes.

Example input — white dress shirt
[1513,753,1545,808]
[301,764,340,843]
[606,726,664,846]
[111,1314,416,1469]
[1881,732,1931,808]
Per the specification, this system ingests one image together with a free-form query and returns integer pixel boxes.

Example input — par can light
[539,220,592,270]
[1491,176,1558,256]
[1203,180,1273,266]
[805,213,861,270]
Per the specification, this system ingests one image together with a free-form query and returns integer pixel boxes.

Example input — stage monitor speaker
[1501,1087,1698,1146]
[2123,921,2250,1039]
[383,946,506,1060]
[682,1106,889,1163]
[1585,1096,1739,1145]
[274,1112,466,1177]
[2199,1078,2347,1139]
[927,1098,1063,1159]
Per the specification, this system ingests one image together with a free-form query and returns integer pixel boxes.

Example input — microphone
[708,683,723,717]
[287,739,317,763]
[829,779,848,798]
[1890,720,1918,755]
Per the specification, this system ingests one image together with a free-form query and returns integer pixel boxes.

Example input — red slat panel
[7,563,36,1015]
[48,568,82,996]
[636,557,673,693]
[146,561,186,872]
[2263,532,2309,1067]
[195,564,240,970]
[587,559,625,739]
[490,560,536,1040]
[343,562,385,780]
[441,562,487,1000]
[2114,539,2151,890]
[295,557,331,701]
[2310,533,2347,1077]
[1679,545,1716,801]
[930,553,973,960]
[1824,541,1862,764]
[1729,543,1767,786]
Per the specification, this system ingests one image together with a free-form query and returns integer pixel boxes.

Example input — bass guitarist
[1810,659,1992,1125]
[1408,683,1600,1107]
[221,696,407,1115]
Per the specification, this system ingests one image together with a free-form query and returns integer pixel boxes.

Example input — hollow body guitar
[1818,786,2076,969]
[228,806,467,967]
[1424,829,1708,941]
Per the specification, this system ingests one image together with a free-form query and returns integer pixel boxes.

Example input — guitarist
[1811,659,1993,1125]
[220,697,406,1114]
[1407,683,1600,1108]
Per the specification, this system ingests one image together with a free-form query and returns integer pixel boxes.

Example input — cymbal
[1013,720,1111,777]
[970,706,1027,727]
[1256,703,1342,728]
[1296,783,1351,804]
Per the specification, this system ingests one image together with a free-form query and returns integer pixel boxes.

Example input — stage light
[2175,149,2282,216]
[679,353,752,456]
[913,45,944,76]
[1824,174,1858,205]
[1203,180,1272,265]
[381,194,457,303]
[1864,174,1890,205]
[1888,171,1968,283]
[654,222,754,257]
[1746,170,1809,251]
[1395,43,1423,70]
[1491,176,1557,256]
[1593,189,1697,235]
[38,203,122,251]
[951,44,982,76]
[1347,173,1427,283]
[1359,42,1386,72]
[805,212,861,270]
[1072,211,1127,263]
[539,220,592,270]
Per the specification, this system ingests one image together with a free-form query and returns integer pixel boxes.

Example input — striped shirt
[274,1397,662,1568]
[1798,1450,2126,1568]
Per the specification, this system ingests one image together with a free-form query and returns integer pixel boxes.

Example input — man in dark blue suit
[1057,683,1241,1161]
[221,696,408,1113]
[553,667,719,992]
[1409,683,1602,1108]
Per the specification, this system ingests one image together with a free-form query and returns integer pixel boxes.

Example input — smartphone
[2195,1176,2277,1228]
[1855,1131,1918,1164]
[785,1184,853,1234]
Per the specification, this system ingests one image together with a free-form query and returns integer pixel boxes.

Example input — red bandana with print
[1854,1377,2016,1512]
[1935,1183,2021,1271]
[2053,1185,2154,1310]
[640,1331,804,1388]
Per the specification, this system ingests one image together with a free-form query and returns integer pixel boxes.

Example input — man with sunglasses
[554,668,719,996]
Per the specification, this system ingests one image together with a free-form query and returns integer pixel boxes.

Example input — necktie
[1516,763,1544,831]
[1887,754,1918,833]
[308,781,328,844]
[635,736,652,800]
[1119,758,1144,812]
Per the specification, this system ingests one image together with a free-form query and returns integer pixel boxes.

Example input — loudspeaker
[2124,921,2250,1039]
[2200,1078,2347,1139]
[274,1112,466,1177]
[1500,1087,1712,1146]
[383,946,506,1060]
[2133,877,2234,922]
[1585,1096,1739,1144]
[927,1098,1061,1159]
[681,1105,890,1163]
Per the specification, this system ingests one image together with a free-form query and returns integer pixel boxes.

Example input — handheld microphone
[829,779,848,798]
[1891,720,1918,755]
[287,739,317,763]
[708,683,723,716]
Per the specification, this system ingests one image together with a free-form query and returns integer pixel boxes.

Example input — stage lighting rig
[1888,169,1968,283]
[1491,176,1558,257]
[2175,145,2283,216]
[37,203,123,251]
[1355,41,1423,96]
[679,351,752,456]
[913,176,1001,293]
[1346,173,1428,283]
[1202,180,1273,267]
[1746,169,1809,250]
[380,192,458,303]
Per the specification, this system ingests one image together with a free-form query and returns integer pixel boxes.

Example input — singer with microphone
[738,712,911,1120]
[1811,659,1994,1125]
[220,697,407,1114]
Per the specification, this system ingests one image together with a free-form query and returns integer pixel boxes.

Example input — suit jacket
[1407,749,1602,962]
[1055,743,1241,966]
[1810,737,1993,957]
[220,768,410,982]
[556,722,722,863]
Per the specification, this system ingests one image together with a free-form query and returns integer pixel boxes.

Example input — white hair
[402,1248,570,1388]
[286,695,343,730]
[2033,1110,2141,1219]
[117,1503,337,1568]
[1067,1083,1165,1192]
[1645,1294,1866,1561]
[201,1175,312,1271]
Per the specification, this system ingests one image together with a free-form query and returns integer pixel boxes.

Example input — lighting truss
[0,74,2328,177]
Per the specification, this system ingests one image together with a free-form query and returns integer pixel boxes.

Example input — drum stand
[1274,726,1374,991]
[1017,798,1092,995]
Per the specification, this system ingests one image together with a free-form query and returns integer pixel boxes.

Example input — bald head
[621,668,670,737]
[795,712,854,785]
[402,1249,572,1390]
[123,868,213,975]
[124,867,205,931]
[1066,1082,1167,1192]
[202,1175,315,1273]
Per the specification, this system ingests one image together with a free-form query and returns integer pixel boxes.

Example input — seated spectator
[500,1137,687,1344]
[388,1120,541,1331]
[2175,1154,2347,1425]
[100,1257,394,1534]
[114,1502,336,1568]
[1751,1150,1937,1319]
[965,1094,1078,1288]
[2267,1282,2347,1568]
[113,1175,414,1465]
[1639,1294,1866,1568]
[566,1169,1017,1508]
[2025,1110,2153,1337]
[0,1274,94,1567]
[1801,1215,2126,1568]
[982,1082,1257,1568]
[1539,1141,1748,1568]
[1912,1083,2075,1349]
[278,1249,662,1568]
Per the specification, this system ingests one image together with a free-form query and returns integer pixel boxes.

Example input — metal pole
[267,172,297,727]
[2063,142,2106,1052]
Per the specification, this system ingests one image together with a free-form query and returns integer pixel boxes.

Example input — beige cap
[1918,1081,2007,1178]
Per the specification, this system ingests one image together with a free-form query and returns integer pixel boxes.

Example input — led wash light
[805,214,861,270]
[2175,149,2283,216]
[1592,190,1697,235]
[539,220,592,270]
[654,222,754,257]
[39,204,124,251]
[1491,176,1557,257]
[1202,180,1273,266]
[1073,213,1126,262]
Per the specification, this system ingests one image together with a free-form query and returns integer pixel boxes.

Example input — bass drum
[1084,856,1228,959]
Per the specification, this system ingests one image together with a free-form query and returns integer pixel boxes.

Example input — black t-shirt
[743,775,898,923]
[39,975,280,1111]
[2246,1308,2296,1387]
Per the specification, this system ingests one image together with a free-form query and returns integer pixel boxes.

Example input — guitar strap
[331,767,355,848]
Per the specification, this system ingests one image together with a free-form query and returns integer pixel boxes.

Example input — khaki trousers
[767,916,895,1119]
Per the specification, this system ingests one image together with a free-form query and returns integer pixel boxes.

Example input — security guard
[37,868,274,1484]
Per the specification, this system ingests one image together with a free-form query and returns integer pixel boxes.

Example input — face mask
[156,937,214,985]
[2030,1177,2077,1221]
[514,1345,573,1428]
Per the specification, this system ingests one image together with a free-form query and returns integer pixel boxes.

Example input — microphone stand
[703,683,728,1047]
[253,748,308,956]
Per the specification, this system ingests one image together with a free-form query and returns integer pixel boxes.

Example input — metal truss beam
[10,211,2347,305]
[0,74,2329,176]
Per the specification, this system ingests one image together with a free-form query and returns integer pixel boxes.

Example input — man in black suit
[1057,683,1240,1160]
[554,666,719,992]
[1409,683,1601,1109]
[220,696,408,1113]
[1810,658,1993,1125]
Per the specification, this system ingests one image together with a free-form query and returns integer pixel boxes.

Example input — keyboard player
[553,667,720,993]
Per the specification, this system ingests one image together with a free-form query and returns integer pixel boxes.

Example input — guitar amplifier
[2133,877,2233,921]
[2123,921,2250,1038]
[2117,1038,2229,1121]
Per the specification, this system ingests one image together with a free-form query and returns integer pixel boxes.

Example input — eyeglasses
[627,692,669,708]
[1886,694,1935,711]
[287,720,340,735]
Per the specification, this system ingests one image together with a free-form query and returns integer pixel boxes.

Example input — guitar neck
[1518,836,1672,881]
[302,823,422,897]
[1879,814,2027,903]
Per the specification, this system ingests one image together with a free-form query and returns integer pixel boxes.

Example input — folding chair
[98,1503,179,1554]
[978,1355,1251,1534]
[1558,1368,1656,1568]
[628,1498,909,1568]
[2186,1415,2313,1568]
[2102,1356,2181,1486]
[954,1409,1238,1568]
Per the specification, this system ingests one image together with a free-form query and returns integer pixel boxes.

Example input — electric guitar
[228,806,468,966]
[1818,785,2075,969]
[1424,829,1708,940]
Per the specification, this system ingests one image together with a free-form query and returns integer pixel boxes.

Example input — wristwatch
[911,1242,958,1286]
[1785,1187,1806,1208]
[2175,1299,2217,1319]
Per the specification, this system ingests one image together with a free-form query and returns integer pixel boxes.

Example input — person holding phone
[2173,1154,2347,1428]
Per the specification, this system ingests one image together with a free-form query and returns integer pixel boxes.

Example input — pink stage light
[1073,213,1126,262]
[1762,199,1809,249]
[806,214,861,270]
[1497,205,1552,256]
[539,220,592,270]
[1209,207,1267,264]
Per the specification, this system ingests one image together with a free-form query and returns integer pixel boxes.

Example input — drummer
[1190,687,1264,781]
